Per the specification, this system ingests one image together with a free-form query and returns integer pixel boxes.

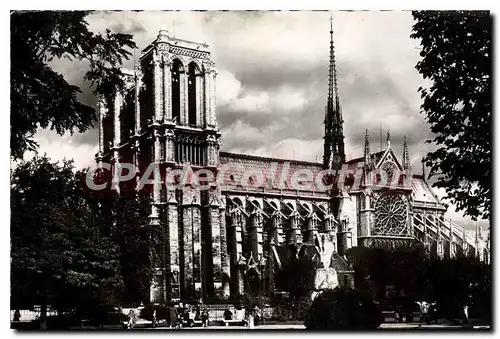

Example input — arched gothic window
[187,62,199,126]
[171,59,182,123]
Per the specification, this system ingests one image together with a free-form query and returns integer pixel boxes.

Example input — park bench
[382,311,397,323]
[222,309,246,326]
[222,319,246,326]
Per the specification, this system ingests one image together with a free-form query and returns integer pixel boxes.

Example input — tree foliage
[10,11,136,160]
[304,286,382,330]
[10,156,123,314]
[411,11,492,220]
[346,246,491,322]
[274,254,317,301]
[11,156,153,320]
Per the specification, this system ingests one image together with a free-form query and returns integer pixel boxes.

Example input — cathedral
[95,23,489,304]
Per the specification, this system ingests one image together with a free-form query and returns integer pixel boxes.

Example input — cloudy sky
[29,10,488,233]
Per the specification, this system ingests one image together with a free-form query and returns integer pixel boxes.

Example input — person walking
[152,309,157,328]
[224,308,233,321]
[253,305,261,326]
[247,307,254,329]
[13,309,21,322]
[127,309,136,329]
[169,304,178,329]
[201,308,209,327]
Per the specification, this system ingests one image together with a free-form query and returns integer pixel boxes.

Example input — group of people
[126,303,210,329]
[224,305,262,328]
[416,301,438,324]
[178,304,210,327]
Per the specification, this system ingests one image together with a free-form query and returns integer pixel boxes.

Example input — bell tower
[138,29,221,169]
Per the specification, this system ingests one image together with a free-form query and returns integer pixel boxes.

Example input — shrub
[304,286,383,330]
[139,304,168,321]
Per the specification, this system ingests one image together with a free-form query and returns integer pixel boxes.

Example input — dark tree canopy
[346,246,491,322]
[10,11,136,160]
[274,254,317,301]
[411,11,491,221]
[10,156,123,313]
[11,156,153,317]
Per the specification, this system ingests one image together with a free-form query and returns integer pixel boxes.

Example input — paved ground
[128,323,490,330]
[65,321,490,331]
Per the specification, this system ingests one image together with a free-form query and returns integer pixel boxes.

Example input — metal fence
[10,309,58,322]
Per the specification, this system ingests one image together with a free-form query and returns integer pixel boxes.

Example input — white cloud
[230,90,270,113]
[216,69,242,106]
[26,129,97,171]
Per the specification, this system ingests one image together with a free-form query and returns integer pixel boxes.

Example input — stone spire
[364,129,370,166]
[402,135,410,170]
[323,13,345,170]
[386,130,391,149]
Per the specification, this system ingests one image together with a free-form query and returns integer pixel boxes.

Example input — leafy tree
[275,254,317,302]
[411,11,492,220]
[421,255,491,321]
[346,246,427,305]
[10,156,123,324]
[10,11,136,160]
[304,287,382,330]
[103,192,153,305]
[11,156,156,327]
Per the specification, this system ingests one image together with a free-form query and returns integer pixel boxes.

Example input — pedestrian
[224,308,232,321]
[127,309,136,329]
[13,309,21,322]
[253,305,261,326]
[420,301,429,324]
[247,308,254,329]
[463,304,469,323]
[152,308,157,328]
[170,304,178,329]
[201,308,209,327]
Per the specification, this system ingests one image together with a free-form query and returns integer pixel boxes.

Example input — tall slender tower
[323,14,345,170]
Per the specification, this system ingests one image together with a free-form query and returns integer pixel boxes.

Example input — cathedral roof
[410,175,446,208]
[219,152,329,195]
[345,151,385,165]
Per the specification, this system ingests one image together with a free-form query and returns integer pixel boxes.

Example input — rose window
[373,193,409,236]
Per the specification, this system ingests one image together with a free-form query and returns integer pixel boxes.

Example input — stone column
[208,189,222,293]
[165,130,175,163]
[97,96,105,160]
[229,208,245,294]
[198,73,206,128]
[249,210,264,261]
[180,70,188,125]
[449,223,453,258]
[113,91,121,148]
[210,69,217,127]
[437,220,443,258]
[133,140,141,191]
[111,91,121,193]
[365,194,371,236]
[164,190,180,301]
[164,60,172,122]
[195,73,203,127]
[204,68,212,127]
[134,67,142,135]
[151,131,161,221]
[181,187,201,300]
[236,268,244,295]
[153,50,162,123]
[219,202,230,297]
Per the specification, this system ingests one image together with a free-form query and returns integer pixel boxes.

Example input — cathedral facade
[95,27,489,304]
